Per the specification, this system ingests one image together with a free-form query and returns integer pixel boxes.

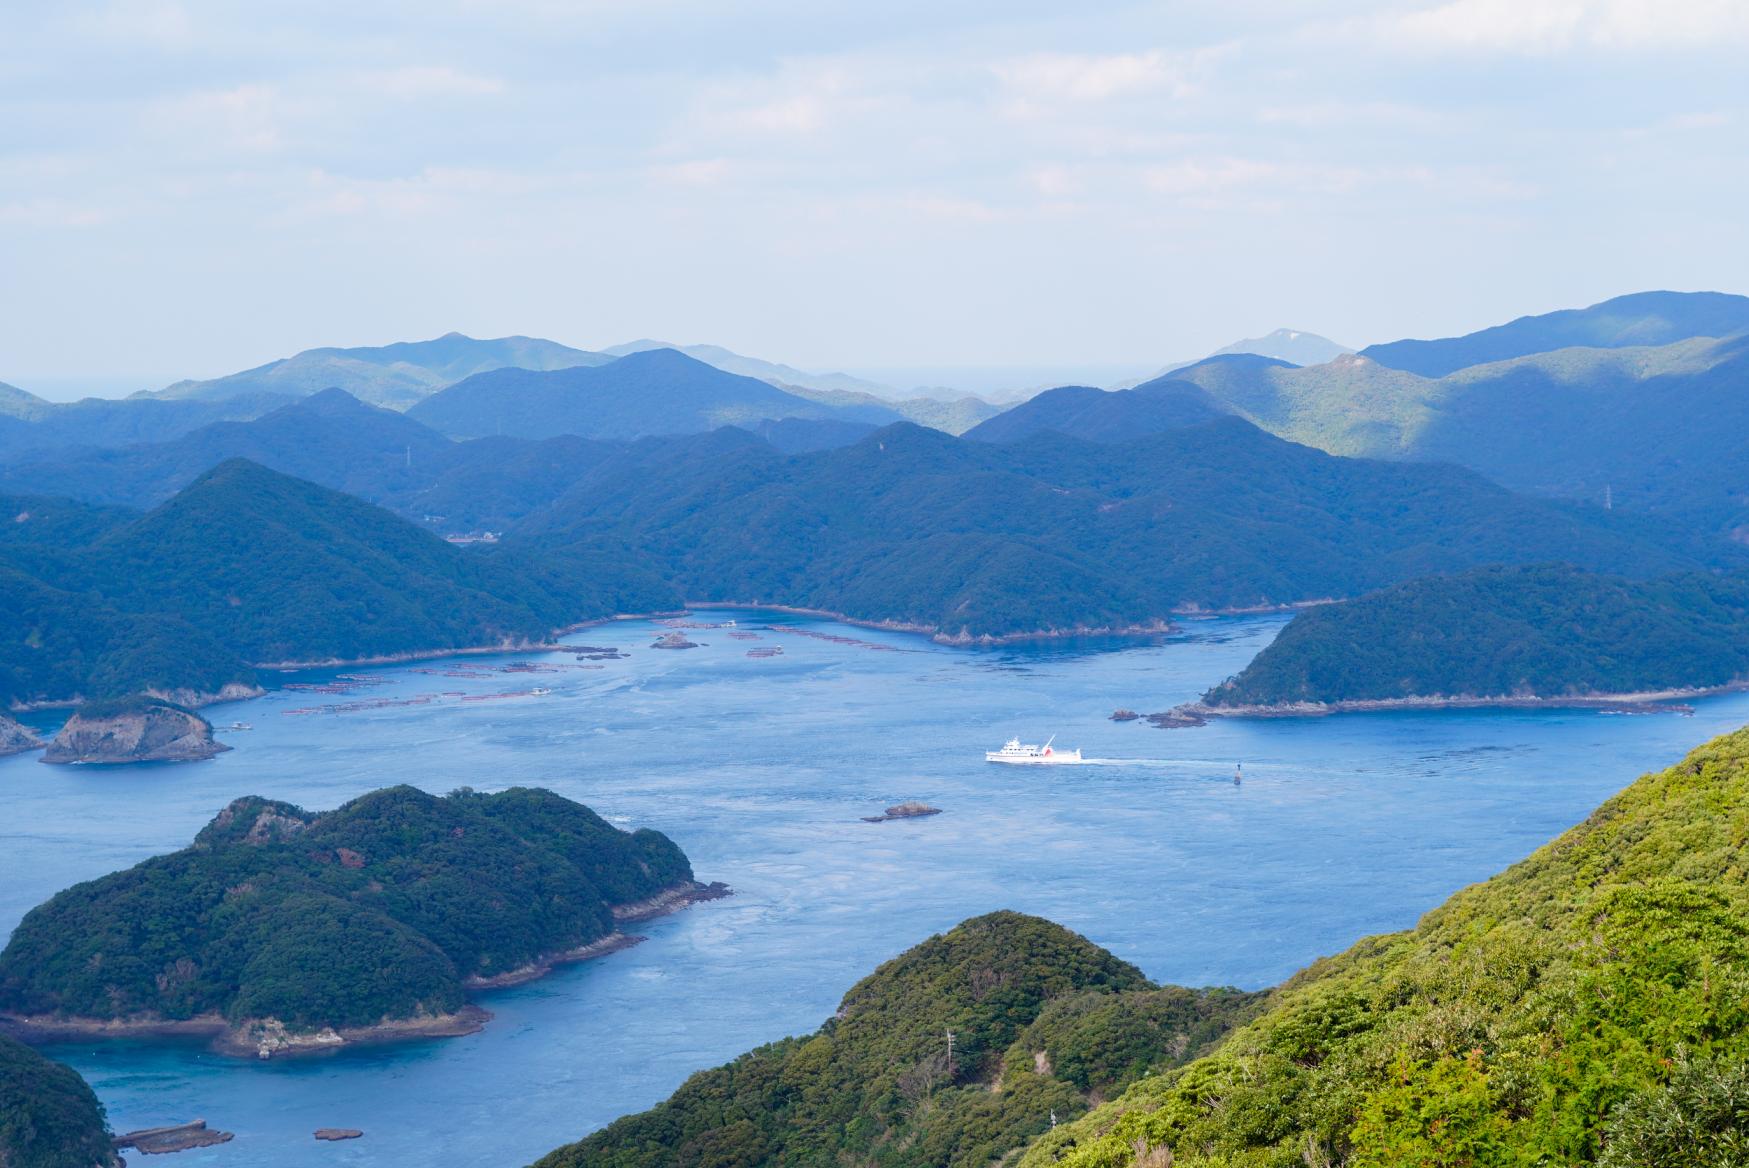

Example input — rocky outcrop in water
[114,1119,234,1154]
[861,802,942,823]
[41,699,230,765]
[0,715,44,757]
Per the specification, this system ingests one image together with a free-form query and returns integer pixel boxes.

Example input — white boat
[530,687,552,696]
[986,735,1083,764]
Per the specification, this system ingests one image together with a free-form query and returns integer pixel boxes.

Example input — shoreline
[0,1007,491,1059]
[685,601,1177,646]
[3,611,685,717]
[0,881,731,1058]
[1149,684,1746,727]
[462,881,733,991]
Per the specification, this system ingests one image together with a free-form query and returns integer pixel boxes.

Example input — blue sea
[3,609,1745,1166]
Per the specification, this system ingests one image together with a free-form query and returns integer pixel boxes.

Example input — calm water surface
[4,609,1747,1166]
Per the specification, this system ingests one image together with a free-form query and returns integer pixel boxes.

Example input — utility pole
[1050,1110,1058,1130]
[1605,484,1612,511]
[945,1028,955,1077]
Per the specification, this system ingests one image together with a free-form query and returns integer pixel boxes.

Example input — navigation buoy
[1234,763,1242,786]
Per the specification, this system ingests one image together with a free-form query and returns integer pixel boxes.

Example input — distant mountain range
[1211,327,1353,365]
[601,338,896,397]
[408,347,904,441]
[149,332,611,409]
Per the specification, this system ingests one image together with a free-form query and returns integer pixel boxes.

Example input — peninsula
[0,786,718,1058]
[1154,564,1749,725]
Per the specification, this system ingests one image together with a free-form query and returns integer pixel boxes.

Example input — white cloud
[143,83,290,154]
[1383,0,1749,53]
[993,50,1193,103]
[353,66,505,100]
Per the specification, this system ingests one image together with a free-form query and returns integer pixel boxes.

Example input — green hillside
[1204,564,1749,707]
[1021,725,1749,1167]
[0,786,692,1037]
[1360,289,1749,377]
[0,1035,117,1168]
[531,728,1749,1168]
[1167,334,1749,528]
[534,912,1260,1168]
[517,417,1701,640]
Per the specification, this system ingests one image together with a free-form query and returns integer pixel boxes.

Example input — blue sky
[3,0,1746,394]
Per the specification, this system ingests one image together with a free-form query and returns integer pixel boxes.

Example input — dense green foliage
[1020,725,1749,1167]
[0,786,692,1031]
[0,458,678,705]
[0,1035,116,1168]
[516,416,1697,639]
[1358,290,1749,377]
[410,347,898,441]
[535,912,1259,1168]
[964,379,1233,445]
[0,566,256,707]
[1206,564,1749,706]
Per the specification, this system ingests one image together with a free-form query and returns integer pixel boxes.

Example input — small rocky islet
[40,697,228,765]
[861,801,942,823]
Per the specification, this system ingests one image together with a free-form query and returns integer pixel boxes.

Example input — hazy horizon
[5,1,1745,392]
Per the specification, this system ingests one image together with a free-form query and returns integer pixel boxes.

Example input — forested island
[0,785,713,1057]
[1157,564,1749,724]
[534,911,1262,1168]
[534,727,1749,1168]
[0,1035,118,1168]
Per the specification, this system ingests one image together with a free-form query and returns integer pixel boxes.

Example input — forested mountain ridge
[0,459,677,706]
[534,912,1261,1168]
[1021,725,1749,1167]
[963,377,1233,445]
[1199,564,1749,709]
[513,416,1705,640]
[0,786,697,1054]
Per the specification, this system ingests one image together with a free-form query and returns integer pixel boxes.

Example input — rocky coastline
[1149,687,1728,728]
[1,1006,492,1061]
[0,715,44,757]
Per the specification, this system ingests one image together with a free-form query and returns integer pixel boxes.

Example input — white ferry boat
[985,735,1084,765]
